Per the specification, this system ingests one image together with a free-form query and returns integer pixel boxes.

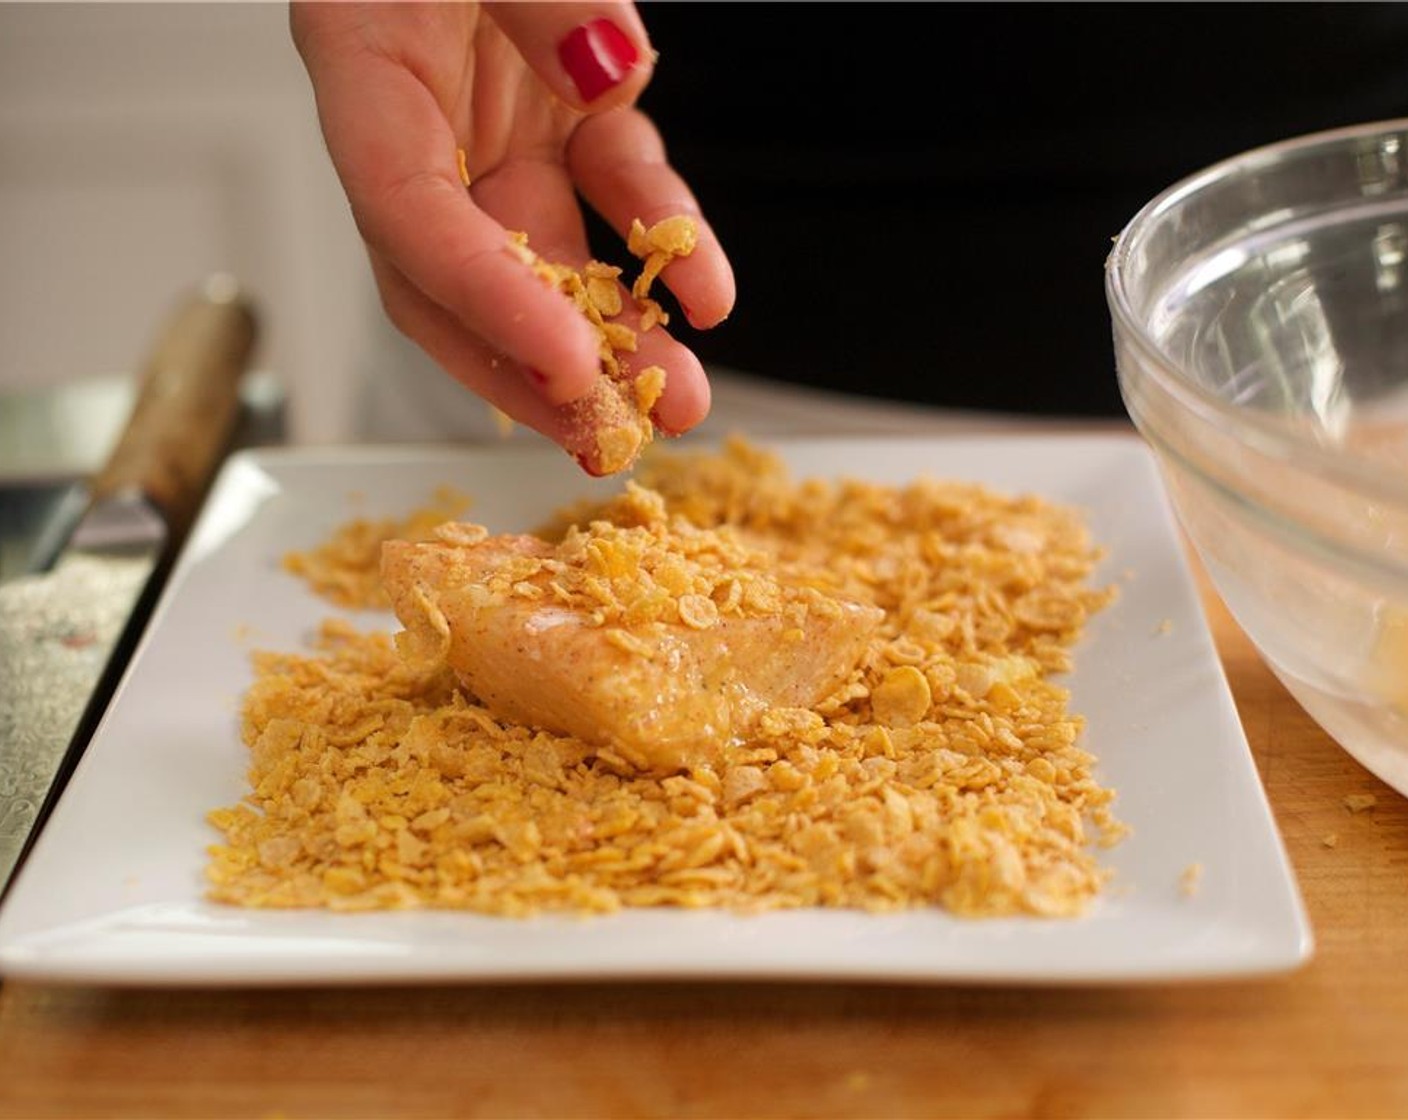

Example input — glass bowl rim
[1105,115,1408,513]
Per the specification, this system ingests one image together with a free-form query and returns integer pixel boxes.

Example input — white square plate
[0,434,1312,985]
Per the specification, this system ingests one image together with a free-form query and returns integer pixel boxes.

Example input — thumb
[483,2,656,112]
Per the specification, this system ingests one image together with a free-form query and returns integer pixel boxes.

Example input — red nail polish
[558,19,639,103]
[573,450,606,477]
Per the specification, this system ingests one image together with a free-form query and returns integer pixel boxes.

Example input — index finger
[568,108,736,331]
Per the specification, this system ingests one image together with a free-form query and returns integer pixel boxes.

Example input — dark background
[603,1,1408,417]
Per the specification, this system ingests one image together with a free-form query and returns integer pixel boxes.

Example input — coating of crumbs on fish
[208,438,1125,918]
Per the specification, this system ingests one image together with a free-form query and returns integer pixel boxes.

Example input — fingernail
[558,18,640,103]
[573,450,607,477]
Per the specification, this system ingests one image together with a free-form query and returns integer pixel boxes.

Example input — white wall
[0,1,377,443]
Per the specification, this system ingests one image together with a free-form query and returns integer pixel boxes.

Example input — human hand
[290,2,735,469]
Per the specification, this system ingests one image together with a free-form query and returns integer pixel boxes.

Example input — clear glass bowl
[1106,118,1408,795]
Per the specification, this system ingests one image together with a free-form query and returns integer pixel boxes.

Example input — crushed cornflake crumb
[280,487,470,611]
[1179,862,1203,896]
[1344,793,1378,813]
[1322,832,1340,849]
[507,215,697,476]
[208,438,1124,920]
[1155,618,1173,636]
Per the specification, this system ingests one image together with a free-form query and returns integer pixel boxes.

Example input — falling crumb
[1344,793,1378,813]
[1322,832,1340,849]
[1154,618,1173,636]
[490,406,514,440]
[1179,862,1203,896]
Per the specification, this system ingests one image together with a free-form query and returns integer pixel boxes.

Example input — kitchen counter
[0,412,1405,1119]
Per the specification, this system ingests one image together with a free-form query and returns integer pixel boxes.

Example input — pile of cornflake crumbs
[280,487,469,611]
[208,438,1125,918]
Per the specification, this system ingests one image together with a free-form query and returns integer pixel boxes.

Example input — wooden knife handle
[90,276,258,534]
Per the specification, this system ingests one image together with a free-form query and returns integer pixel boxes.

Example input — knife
[0,275,258,899]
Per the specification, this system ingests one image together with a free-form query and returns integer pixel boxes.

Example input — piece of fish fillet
[381,532,882,773]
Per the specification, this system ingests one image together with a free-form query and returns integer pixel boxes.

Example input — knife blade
[0,275,257,898]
